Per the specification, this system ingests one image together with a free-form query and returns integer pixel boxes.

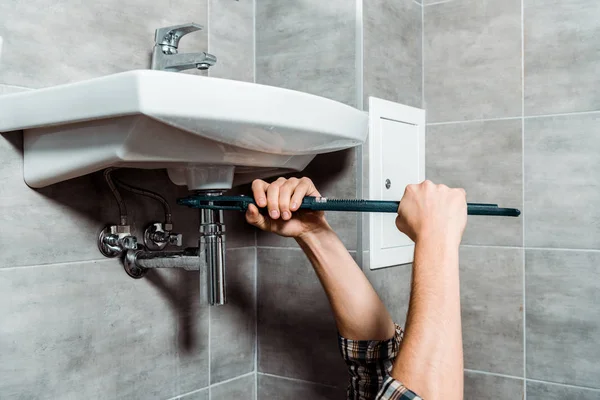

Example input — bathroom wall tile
[363,262,412,327]
[0,0,208,88]
[524,113,600,249]
[211,248,256,384]
[257,248,347,387]
[460,246,523,376]
[0,260,210,399]
[464,372,524,400]
[208,0,254,82]
[211,374,256,400]
[423,0,522,122]
[363,0,422,109]
[256,0,356,106]
[0,155,209,268]
[257,149,358,250]
[258,374,345,400]
[524,0,600,115]
[527,381,600,400]
[526,249,600,388]
[0,130,120,267]
[426,120,523,247]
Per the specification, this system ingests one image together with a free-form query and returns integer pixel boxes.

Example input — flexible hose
[113,178,173,224]
[104,168,128,226]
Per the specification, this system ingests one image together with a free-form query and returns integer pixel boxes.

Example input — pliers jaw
[177,195,256,211]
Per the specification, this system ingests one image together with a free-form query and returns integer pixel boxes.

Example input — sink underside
[23,115,316,189]
[0,70,368,189]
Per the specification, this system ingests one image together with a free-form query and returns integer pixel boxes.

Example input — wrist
[415,229,462,251]
[295,222,334,246]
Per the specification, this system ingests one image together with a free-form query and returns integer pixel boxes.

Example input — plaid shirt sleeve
[338,324,423,400]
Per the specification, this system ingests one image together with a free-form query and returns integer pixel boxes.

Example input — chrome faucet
[151,23,217,72]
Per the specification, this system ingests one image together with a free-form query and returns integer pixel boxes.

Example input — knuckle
[300,177,313,184]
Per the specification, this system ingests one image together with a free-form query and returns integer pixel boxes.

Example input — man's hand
[395,180,467,246]
[245,177,330,238]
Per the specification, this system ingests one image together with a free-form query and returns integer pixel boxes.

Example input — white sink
[0,70,368,189]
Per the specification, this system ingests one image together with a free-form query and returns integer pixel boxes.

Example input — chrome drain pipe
[199,206,227,306]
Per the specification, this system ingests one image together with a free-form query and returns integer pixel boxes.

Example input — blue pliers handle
[177,195,521,217]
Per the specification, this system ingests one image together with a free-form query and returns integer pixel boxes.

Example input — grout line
[525,247,600,253]
[167,372,257,400]
[254,239,259,399]
[461,244,600,253]
[355,0,364,270]
[521,0,527,397]
[0,258,115,271]
[256,245,301,251]
[525,378,600,392]
[228,245,257,251]
[421,0,425,110]
[207,0,212,80]
[460,244,523,250]
[165,387,208,400]
[464,369,523,381]
[428,109,600,126]
[428,116,522,125]
[257,372,339,389]
[211,371,256,389]
[253,0,257,84]
[355,0,364,111]
[524,109,600,119]
[413,0,422,6]
[423,0,454,6]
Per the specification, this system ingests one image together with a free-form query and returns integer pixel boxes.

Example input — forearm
[296,226,395,341]
[390,236,463,399]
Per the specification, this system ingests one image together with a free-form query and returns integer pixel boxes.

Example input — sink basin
[0,70,368,189]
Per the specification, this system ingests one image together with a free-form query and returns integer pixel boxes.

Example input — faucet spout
[152,47,217,71]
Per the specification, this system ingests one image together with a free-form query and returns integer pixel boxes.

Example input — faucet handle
[155,23,203,49]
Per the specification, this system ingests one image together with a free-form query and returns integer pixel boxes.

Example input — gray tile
[257,149,358,250]
[0,0,208,88]
[257,248,347,387]
[426,120,523,246]
[363,262,412,327]
[208,0,254,82]
[0,156,205,268]
[363,0,422,109]
[464,371,523,400]
[524,113,600,249]
[460,247,523,376]
[211,374,256,400]
[256,0,356,106]
[178,388,209,400]
[526,249,600,388]
[423,0,522,122]
[211,248,256,384]
[258,374,345,400]
[527,381,600,400]
[524,0,600,116]
[0,260,210,399]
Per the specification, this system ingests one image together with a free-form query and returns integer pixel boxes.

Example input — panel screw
[385,179,391,189]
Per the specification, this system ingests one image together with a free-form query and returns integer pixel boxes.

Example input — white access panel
[368,97,425,270]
